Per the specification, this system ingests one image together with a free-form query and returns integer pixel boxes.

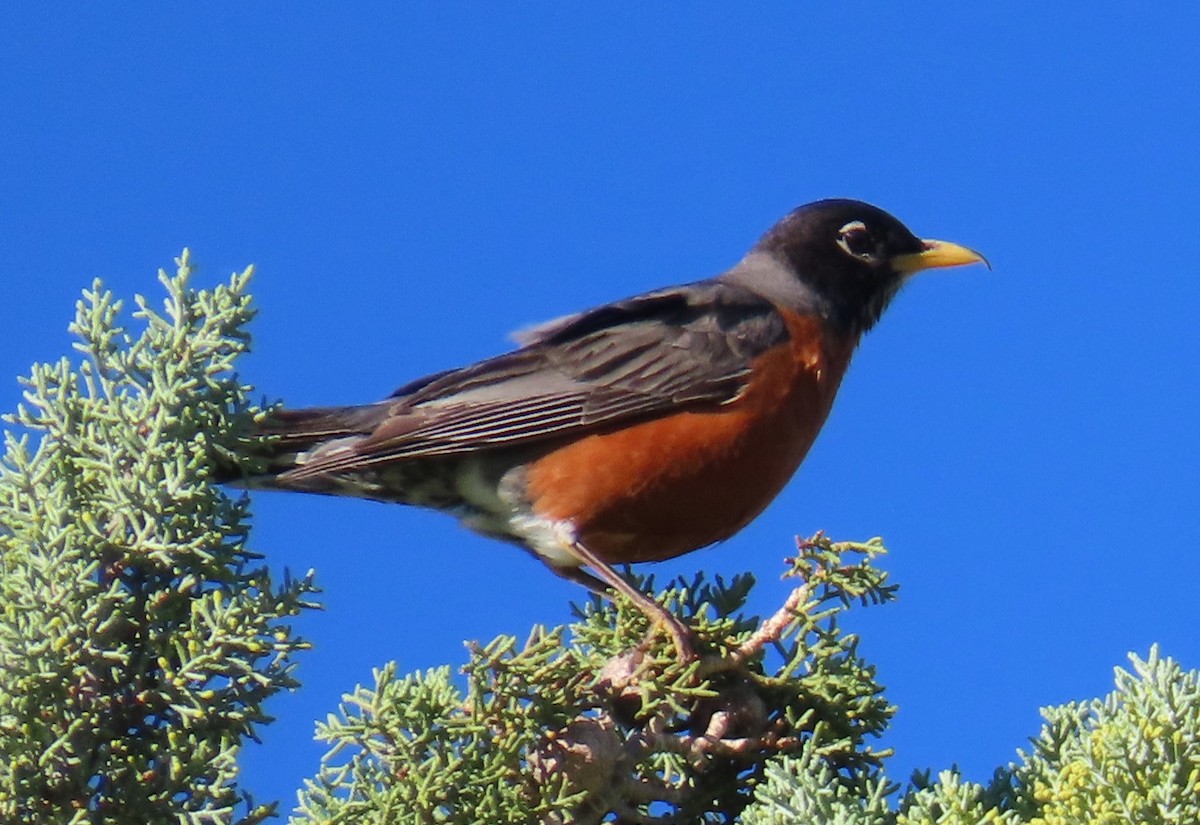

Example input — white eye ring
[836,220,876,259]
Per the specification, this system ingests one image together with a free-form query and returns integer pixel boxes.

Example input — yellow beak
[892,239,990,275]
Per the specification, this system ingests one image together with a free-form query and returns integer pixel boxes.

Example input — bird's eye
[836,220,878,260]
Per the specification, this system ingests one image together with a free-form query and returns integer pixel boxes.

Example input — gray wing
[276,281,788,479]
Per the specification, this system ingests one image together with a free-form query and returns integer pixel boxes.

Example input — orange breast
[523,312,856,563]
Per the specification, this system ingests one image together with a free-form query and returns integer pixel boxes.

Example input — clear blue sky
[3,3,1198,814]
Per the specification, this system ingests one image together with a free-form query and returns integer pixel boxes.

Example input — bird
[235,199,986,656]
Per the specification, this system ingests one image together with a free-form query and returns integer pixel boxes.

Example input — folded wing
[276,281,788,480]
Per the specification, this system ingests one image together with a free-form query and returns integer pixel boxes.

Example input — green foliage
[0,253,316,824]
[293,536,898,824]
[893,770,1019,825]
[738,732,894,825]
[1009,646,1200,825]
[742,648,1200,825]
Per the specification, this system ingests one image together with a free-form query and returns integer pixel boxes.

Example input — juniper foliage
[741,647,1200,825]
[293,536,898,824]
[0,253,315,824]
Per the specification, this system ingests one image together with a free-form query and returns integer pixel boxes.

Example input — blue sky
[3,3,1199,813]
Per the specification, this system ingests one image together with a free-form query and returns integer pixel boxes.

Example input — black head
[748,199,986,333]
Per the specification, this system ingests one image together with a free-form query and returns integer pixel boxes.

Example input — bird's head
[747,199,988,333]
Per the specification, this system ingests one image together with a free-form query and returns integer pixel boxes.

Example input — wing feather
[280,281,788,480]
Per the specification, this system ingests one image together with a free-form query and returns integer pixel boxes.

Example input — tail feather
[257,404,387,445]
[215,402,390,487]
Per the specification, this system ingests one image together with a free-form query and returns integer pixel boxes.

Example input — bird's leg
[560,538,697,661]
[549,562,613,595]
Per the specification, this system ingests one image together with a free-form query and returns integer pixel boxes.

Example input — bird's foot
[557,540,699,663]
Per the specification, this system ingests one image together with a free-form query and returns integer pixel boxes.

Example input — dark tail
[212,403,388,487]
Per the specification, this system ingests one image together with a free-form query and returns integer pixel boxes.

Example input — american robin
[240,199,986,654]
